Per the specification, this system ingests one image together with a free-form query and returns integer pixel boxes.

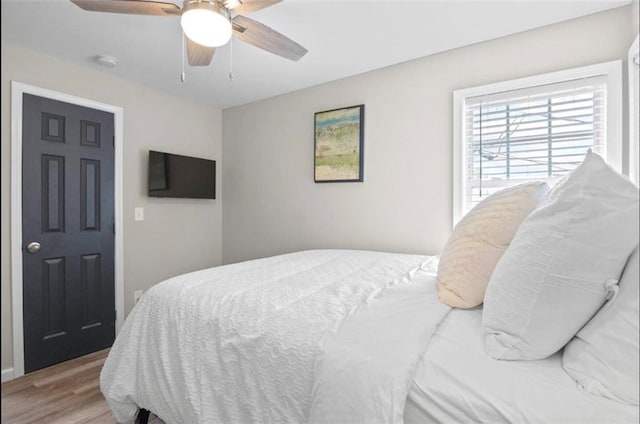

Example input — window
[453,61,622,225]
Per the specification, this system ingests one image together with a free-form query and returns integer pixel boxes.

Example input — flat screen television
[148,150,216,199]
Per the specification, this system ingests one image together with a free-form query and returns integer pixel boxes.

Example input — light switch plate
[134,207,144,221]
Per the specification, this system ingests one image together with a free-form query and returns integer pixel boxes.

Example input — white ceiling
[1,0,630,109]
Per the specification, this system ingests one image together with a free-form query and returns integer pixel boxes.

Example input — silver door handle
[26,242,41,253]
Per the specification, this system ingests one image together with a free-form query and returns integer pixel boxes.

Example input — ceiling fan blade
[70,0,180,16]
[230,0,282,14]
[232,15,307,61]
[186,38,216,66]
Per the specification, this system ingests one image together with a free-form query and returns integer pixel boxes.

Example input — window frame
[452,60,623,226]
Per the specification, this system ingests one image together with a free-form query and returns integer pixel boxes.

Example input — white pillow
[563,248,639,405]
[437,182,549,308]
[482,151,640,360]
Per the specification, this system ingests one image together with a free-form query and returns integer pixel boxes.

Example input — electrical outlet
[134,207,144,221]
[134,290,144,304]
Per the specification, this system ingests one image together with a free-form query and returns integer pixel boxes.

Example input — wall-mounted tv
[148,150,216,199]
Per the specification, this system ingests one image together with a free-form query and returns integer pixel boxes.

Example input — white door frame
[10,81,125,379]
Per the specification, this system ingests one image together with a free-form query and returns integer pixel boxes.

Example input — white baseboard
[1,368,15,383]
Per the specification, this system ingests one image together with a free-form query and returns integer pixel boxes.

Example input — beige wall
[222,5,637,265]
[1,42,223,371]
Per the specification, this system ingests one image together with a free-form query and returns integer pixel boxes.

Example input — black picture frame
[314,104,364,183]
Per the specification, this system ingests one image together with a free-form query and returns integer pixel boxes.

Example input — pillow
[482,151,640,360]
[437,182,550,308]
[562,248,639,405]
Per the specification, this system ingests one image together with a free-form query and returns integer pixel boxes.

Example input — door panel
[81,159,101,231]
[80,253,102,329]
[42,257,67,339]
[41,155,65,233]
[22,94,115,373]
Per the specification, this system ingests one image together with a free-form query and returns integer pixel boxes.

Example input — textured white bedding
[101,249,445,424]
[101,248,638,424]
[310,259,449,423]
[404,308,640,424]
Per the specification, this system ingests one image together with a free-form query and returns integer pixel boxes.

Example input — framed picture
[314,104,364,182]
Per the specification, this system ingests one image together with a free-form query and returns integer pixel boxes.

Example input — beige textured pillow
[437,182,549,308]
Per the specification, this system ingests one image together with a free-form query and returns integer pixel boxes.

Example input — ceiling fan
[70,0,308,67]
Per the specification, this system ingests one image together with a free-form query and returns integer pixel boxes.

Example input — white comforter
[101,249,449,423]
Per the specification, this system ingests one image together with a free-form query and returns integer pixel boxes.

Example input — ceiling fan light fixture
[181,1,232,48]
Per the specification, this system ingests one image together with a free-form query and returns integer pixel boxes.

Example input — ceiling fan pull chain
[181,31,186,83]
[229,34,234,82]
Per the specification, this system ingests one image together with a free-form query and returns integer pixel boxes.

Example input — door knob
[26,242,41,253]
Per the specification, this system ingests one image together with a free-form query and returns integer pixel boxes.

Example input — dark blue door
[22,94,115,373]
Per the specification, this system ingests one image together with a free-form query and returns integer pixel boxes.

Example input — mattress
[404,308,640,424]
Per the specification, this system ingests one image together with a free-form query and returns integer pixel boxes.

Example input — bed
[100,248,639,424]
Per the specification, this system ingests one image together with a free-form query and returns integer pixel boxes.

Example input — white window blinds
[463,76,607,211]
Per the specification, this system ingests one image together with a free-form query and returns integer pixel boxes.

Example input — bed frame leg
[136,408,150,424]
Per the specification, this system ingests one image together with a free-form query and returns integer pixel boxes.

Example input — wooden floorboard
[1,349,164,424]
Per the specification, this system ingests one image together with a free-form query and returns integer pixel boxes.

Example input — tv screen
[148,150,216,199]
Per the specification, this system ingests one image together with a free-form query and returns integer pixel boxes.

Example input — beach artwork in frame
[314,104,364,182]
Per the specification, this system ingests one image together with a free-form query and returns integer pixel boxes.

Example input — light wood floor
[1,349,163,424]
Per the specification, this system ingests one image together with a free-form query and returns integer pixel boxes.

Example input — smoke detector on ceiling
[95,54,118,68]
